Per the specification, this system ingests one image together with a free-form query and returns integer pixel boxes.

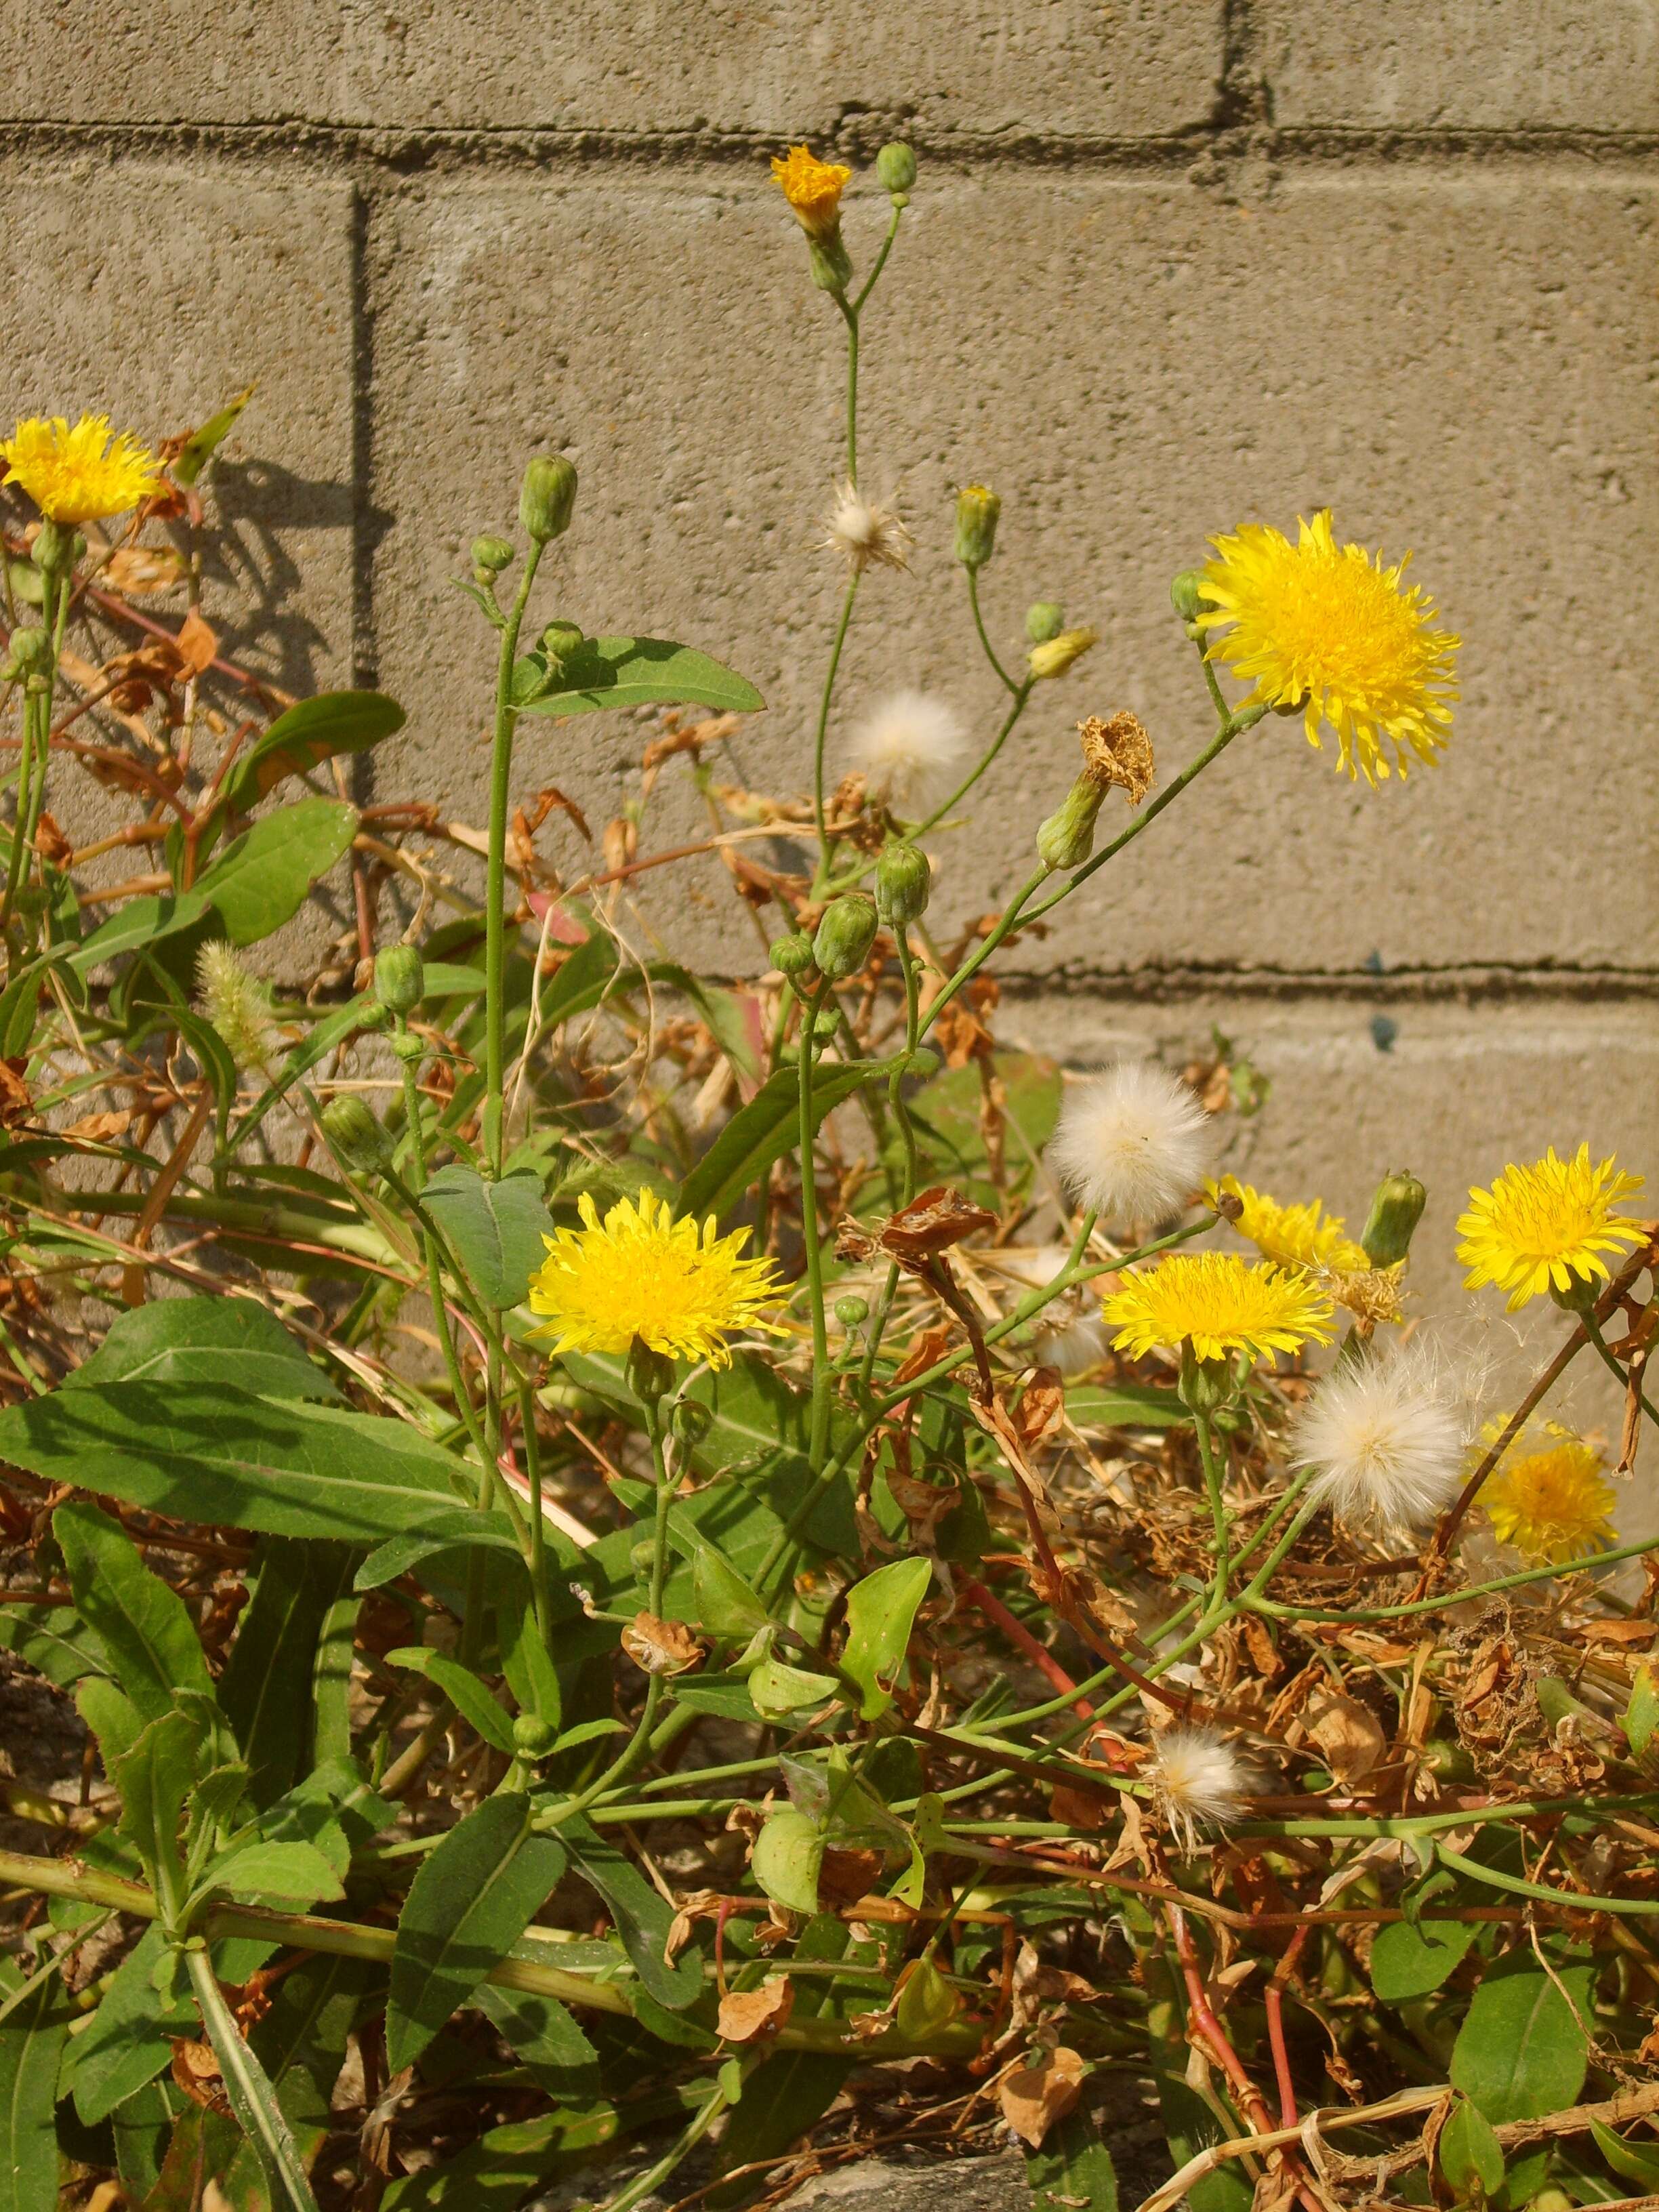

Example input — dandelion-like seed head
[1291,1338,1469,1536]
[1481,1433,1617,1565]
[1151,1725,1252,1853]
[1101,1250,1334,1365]
[823,482,912,575]
[1000,1246,1107,1379]
[771,144,851,239]
[1208,1174,1370,1275]
[1048,1061,1216,1227]
[528,1189,785,1368]
[1197,510,1460,785]
[196,942,279,1075]
[1457,1143,1646,1313]
[2,413,160,525]
[848,689,964,813]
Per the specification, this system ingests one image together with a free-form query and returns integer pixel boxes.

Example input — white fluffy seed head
[1000,1246,1107,1378]
[1291,1337,1471,1536]
[1152,1725,1252,1853]
[1047,1060,1216,1227]
[849,689,966,813]
[824,483,912,575]
[197,941,278,1073]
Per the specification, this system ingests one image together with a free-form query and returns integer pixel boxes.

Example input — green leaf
[691,1544,772,1637]
[222,691,405,814]
[184,1942,323,2212]
[0,1385,481,1545]
[1067,1380,1189,1433]
[195,796,358,946]
[561,1816,703,2013]
[199,1839,345,1908]
[380,2100,630,2211]
[750,1809,823,1917]
[386,1797,566,2074]
[516,636,762,721]
[1624,1662,1659,1756]
[53,1500,213,1720]
[0,1954,71,2212]
[67,1295,337,1401]
[1027,2106,1120,2210]
[678,1057,899,1225]
[708,1917,853,2205]
[218,1539,359,1805]
[354,1515,525,1592]
[474,1982,597,2091]
[747,1658,838,1719]
[1591,2115,1659,2188]
[64,1923,197,2125]
[492,1563,562,1732]
[173,385,255,489]
[114,1708,201,1895]
[420,1165,552,1309]
[386,1647,518,1756]
[1370,1917,1479,2002]
[0,1603,110,1689]
[68,888,211,976]
[1440,2097,1506,2200]
[220,1953,371,2207]
[1450,1961,1593,2125]
[231,994,377,1145]
[840,1556,931,1719]
[75,1679,146,1772]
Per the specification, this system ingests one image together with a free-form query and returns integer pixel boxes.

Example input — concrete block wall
[4,3,1656,1307]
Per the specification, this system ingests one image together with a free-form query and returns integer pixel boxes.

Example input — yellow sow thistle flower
[1456,1143,1646,1312]
[2,412,160,524]
[1206,1174,1370,1275]
[1481,1436,1616,1565]
[771,145,851,239]
[527,1189,785,1369]
[1197,509,1459,785]
[1101,1250,1334,1365]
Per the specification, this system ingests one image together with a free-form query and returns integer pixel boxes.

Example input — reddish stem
[959,1576,1093,1718]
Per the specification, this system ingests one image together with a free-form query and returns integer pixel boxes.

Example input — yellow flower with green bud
[2,412,159,524]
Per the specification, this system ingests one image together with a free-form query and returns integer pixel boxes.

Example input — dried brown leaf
[1307,1693,1388,1785]
[717,1976,795,2043]
[620,1613,703,1677]
[998,2046,1085,2148]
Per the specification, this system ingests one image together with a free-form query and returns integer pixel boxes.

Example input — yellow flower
[2,413,160,524]
[1481,1436,1616,1565]
[1207,1174,1370,1274]
[1457,1143,1645,1312]
[1197,509,1459,785]
[1101,1250,1334,1364]
[528,1189,784,1368]
[771,145,851,239]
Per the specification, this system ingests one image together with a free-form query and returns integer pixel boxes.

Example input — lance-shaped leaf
[516,636,761,720]
[560,1816,703,2011]
[386,1647,519,1757]
[839,1556,931,1719]
[0,1953,73,2212]
[194,797,359,947]
[678,1057,905,1225]
[54,1500,213,1720]
[68,1295,337,1401]
[221,690,405,814]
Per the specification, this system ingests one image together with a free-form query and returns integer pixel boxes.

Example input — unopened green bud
[512,1714,558,1757]
[2,626,51,682]
[812,893,879,980]
[388,1027,425,1066]
[1036,775,1105,873]
[539,619,584,670]
[903,1046,939,1079]
[953,484,1001,571]
[811,1004,841,1042]
[807,231,853,298]
[626,1337,676,1405]
[875,842,930,926]
[875,142,916,197]
[518,454,578,544]
[471,533,514,581]
[31,521,78,577]
[670,1398,714,1449]
[1028,626,1097,681]
[1527,2193,1575,2212]
[1359,1171,1427,1269]
[373,945,424,1015]
[1025,600,1063,644]
[1178,1344,1235,1414]
[1170,569,1207,624]
[770,933,816,978]
[834,1294,870,1330]
[321,1094,393,1174]
[1551,1272,1600,1317]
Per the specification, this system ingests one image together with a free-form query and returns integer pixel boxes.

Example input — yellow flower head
[2,413,160,524]
[1481,1435,1616,1565]
[528,1189,784,1368]
[1207,1174,1370,1275]
[771,145,851,239]
[1457,1143,1645,1312]
[1101,1250,1334,1364]
[1197,510,1459,785]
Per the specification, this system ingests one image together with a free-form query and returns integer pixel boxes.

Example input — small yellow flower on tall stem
[1101,1250,1334,1364]
[1481,1435,1616,1564]
[771,145,852,239]
[1456,1143,1645,1312]
[1,412,159,524]
[1207,1174,1370,1275]
[528,1189,784,1369]
[1197,510,1459,785]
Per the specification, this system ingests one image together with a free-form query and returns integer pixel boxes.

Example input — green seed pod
[875,842,930,926]
[1359,1171,1427,1269]
[953,484,1001,572]
[321,1094,394,1174]
[373,945,424,1015]
[769,932,816,977]
[1025,600,1064,644]
[518,454,578,544]
[834,1294,870,1330]
[1036,775,1106,873]
[1028,626,1097,681]
[812,892,879,981]
[1169,569,1208,623]
[3,626,51,681]
[875,142,917,196]
[512,1713,558,1757]
[470,533,514,580]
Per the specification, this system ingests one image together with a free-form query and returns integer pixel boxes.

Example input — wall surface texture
[4,1,1656,1303]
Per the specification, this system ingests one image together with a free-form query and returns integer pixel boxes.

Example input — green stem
[913,677,1033,837]
[799,981,834,1475]
[1193,1405,1231,1607]
[852,203,904,314]
[598,2083,732,2212]
[964,566,1020,695]
[484,540,545,1176]
[185,1944,321,2212]
[836,293,860,486]
[812,575,859,883]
